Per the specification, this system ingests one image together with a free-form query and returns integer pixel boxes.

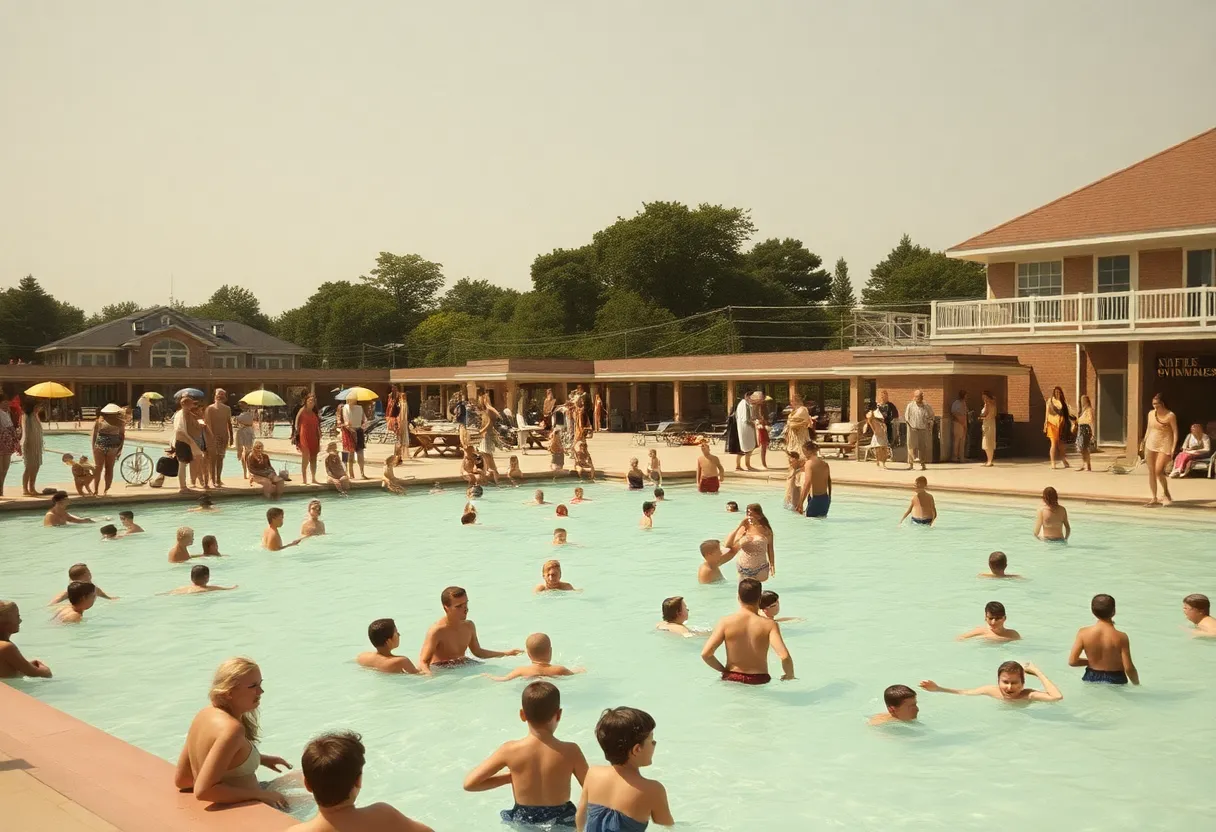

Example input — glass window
[254,356,291,370]
[1016,261,1063,297]
[150,339,189,368]
[1096,255,1131,293]
[1186,249,1214,288]
[76,352,115,366]
[211,355,239,369]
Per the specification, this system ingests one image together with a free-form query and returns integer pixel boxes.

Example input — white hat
[100,403,123,414]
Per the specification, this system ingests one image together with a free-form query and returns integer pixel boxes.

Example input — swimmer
[957,601,1021,641]
[656,596,695,637]
[301,499,326,537]
[1068,594,1139,685]
[464,681,589,828]
[978,551,1021,579]
[487,633,585,681]
[507,455,523,487]
[535,560,577,593]
[576,707,674,830]
[920,660,1063,703]
[1183,594,1216,638]
[758,591,803,623]
[698,539,735,584]
[324,442,351,495]
[43,491,95,526]
[262,507,302,551]
[899,476,937,526]
[868,684,920,726]
[52,581,96,623]
[555,504,569,518]
[100,524,118,540]
[466,484,484,500]
[626,458,645,490]
[646,449,662,486]
[725,501,739,513]
[553,529,568,546]
[289,731,434,832]
[701,579,794,683]
[49,564,116,604]
[356,618,420,674]
[460,509,478,525]
[0,601,53,679]
[796,441,832,518]
[169,526,201,563]
[530,489,548,506]
[162,565,237,595]
[547,430,565,476]
[200,535,223,556]
[188,495,218,513]
[696,439,724,494]
[640,501,656,529]
[570,487,589,504]
[1034,486,1070,541]
[417,586,522,674]
[118,510,144,534]
[382,454,409,494]
[653,487,665,502]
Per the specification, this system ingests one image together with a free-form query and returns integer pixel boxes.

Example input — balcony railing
[849,310,931,347]
[932,287,1216,339]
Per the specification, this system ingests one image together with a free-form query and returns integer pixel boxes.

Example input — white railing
[932,287,1216,338]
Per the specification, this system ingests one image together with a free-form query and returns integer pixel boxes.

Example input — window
[211,355,240,369]
[150,339,189,368]
[254,356,292,370]
[76,352,116,367]
[1097,255,1131,293]
[1187,249,1214,288]
[1016,261,1063,297]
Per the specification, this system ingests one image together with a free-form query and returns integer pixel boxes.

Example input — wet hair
[460,511,477,525]
[301,731,365,808]
[1091,593,1116,620]
[99,524,117,537]
[1184,594,1210,615]
[367,618,396,647]
[745,503,772,535]
[555,504,568,516]
[984,601,1006,618]
[654,487,665,499]
[118,511,134,521]
[1041,486,1059,507]
[595,706,656,765]
[914,476,927,487]
[738,578,763,606]
[661,596,684,622]
[553,527,567,537]
[521,680,561,725]
[988,551,1007,570]
[198,495,213,508]
[525,632,551,657]
[997,660,1025,682]
[884,684,917,708]
[176,526,193,541]
[67,581,96,605]
[441,586,467,608]
[470,485,484,498]
[210,657,261,741]
[725,501,739,511]
[67,563,90,580]
[700,539,721,559]
[201,535,218,551]
[266,507,284,523]
[759,590,779,610]
[307,499,321,511]
[190,564,210,583]
[542,559,561,572]
[642,501,656,514]
[52,491,69,504]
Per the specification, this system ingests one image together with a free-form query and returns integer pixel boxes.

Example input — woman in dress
[1074,394,1095,472]
[477,390,501,487]
[725,503,776,581]
[20,399,44,496]
[782,451,802,510]
[293,393,321,484]
[1043,386,1072,469]
[1141,393,1178,507]
[980,390,998,468]
[91,406,125,495]
[784,392,812,455]
[174,657,292,810]
[232,405,257,479]
[865,403,890,469]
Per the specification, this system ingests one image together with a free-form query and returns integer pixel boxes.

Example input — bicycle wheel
[121,451,154,485]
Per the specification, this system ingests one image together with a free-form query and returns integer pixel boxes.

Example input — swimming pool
[2,482,1214,829]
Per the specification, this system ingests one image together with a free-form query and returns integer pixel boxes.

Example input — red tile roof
[950,127,1216,252]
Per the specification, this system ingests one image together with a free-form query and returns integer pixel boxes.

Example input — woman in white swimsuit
[1140,393,1178,507]
[725,503,776,581]
[174,657,293,809]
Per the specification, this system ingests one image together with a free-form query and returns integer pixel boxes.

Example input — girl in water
[725,503,776,581]
[782,452,802,511]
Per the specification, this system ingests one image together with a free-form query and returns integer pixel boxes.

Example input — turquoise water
[2,482,1214,830]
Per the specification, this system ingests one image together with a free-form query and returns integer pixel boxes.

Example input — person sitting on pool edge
[920,660,1062,703]
[52,581,96,623]
[43,491,95,527]
[576,706,674,830]
[1068,593,1139,685]
[263,507,303,551]
[758,591,803,623]
[958,601,1020,642]
[640,501,657,529]
[535,560,576,593]
[978,551,1021,579]
[656,596,696,637]
[487,633,585,681]
[417,586,522,674]
[701,579,794,684]
[899,476,937,526]
[50,564,116,604]
[162,565,238,595]
[118,510,144,534]
[301,499,326,537]
[1183,594,1216,638]
[288,730,434,832]
[1033,486,1070,541]
[0,600,53,679]
[356,618,420,675]
[868,684,920,726]
[463,680,588,828]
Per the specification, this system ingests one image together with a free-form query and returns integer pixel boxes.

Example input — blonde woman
[980,390,998,467]
[174,657,292,809]
[784,393,812,454]
[1074,394,1095,472]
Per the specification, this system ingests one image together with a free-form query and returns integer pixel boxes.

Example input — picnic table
[410,429,464,458]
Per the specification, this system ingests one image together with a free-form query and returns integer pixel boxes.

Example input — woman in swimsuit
[1141,393,1178,507]
[174,657,293,810]
[477,391,501,487]
[1043,386,1072,469]
[725,503,776,581]
[293,393,321,484]
[246,442,285,499]
[233,406,257,479]
[91,408,126,495]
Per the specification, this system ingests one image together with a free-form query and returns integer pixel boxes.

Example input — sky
[2,1,1215,316]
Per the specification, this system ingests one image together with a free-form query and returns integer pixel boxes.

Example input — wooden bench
[411,431,464,458]
[818,421,862,459]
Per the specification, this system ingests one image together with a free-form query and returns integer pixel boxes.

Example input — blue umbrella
[334,388,353,401]
[175,387,205,400]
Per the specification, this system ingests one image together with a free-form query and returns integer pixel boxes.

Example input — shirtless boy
[464,681,589,828]
[162,565,237,595]
[417,587,522,674]
[1183,594,1216,638]
[356,618,420,674]
[288,731,434,832]
[656,596,694,637]
[1034,486,1070,541]
[301,499,326,537]
[52,581,96,623]
[118,510,144,534]
[200,535,223,556]
[50,564,115,604]
[570,487,588,504]
[868,684,920,726]
[168,527,205,563]
[203,389,232,488]
[44,491,94,526]
[640,501,656,529]
[698,539,734,584]
[263,507,302,551]
[758,590,803,623]
[797,441,832,518]
[0,601,53,679]
[531,489,548,505]
[100,524,119,540]
[552,529,568,546]
[535,560,576,593]
[696,439,724,494]
[487,633,584,681]
[978,551,1021,579]
[920,660,1063,703]
[506,455,523,487]
[701,579,795,683]
[576,707,674,830]
[900,476,937,526]
[1068,593,1139,684]
[958,601,1021,641]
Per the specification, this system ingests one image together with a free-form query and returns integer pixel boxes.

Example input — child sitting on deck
[324,443,350,495]
[507,455,523,486]
[381,454,407,494]
[573,440,595,482]
[646,449,662,486]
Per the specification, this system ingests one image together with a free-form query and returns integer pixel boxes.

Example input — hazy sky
[3,1,1214,316]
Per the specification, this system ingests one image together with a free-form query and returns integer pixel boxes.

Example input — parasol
[175,388,205,400]
[240,389,286,407]
[334,386,379,402]
[24,381,74,398]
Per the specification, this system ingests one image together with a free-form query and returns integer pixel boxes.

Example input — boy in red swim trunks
[700,578,794,684]
[696,439,724,493]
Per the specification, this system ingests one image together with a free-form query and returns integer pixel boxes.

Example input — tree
[530,246,603,333]
[189,285,272,332]
[862,234,932,307]
[827,258,857,349]
[742,238,831,304]
[55,299,87,336]
[360,252,445,333]
[85,301,142,327]
[590,289,680,358]
[500,292,568,358]
[409,311,489,366]
[0,276,82,361]
[871,253,986,313]
[440,278,520,320]
[273,281,403,368]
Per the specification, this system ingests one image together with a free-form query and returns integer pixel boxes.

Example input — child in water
[920,660,1062,704]
[639,501,656,529]
[49,563,116,604]
[646,449,662,486]
[507,455,523,487]
[570,487,589,504]
[979,551,1021,579]
[577,707,674,829]
[487,633,584,681]
[535,560,576,592]
[957,601,1021,641]
[324,443,350,495]
[900,476,937,526]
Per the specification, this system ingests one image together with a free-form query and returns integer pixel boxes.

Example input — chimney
[211,323,225,337]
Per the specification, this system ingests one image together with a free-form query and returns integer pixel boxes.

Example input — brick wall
[1082,342,1127,405]
[1063,255,1093,295]
[1138,248,1183,291]
[988,262,1015,298]
[130,328,214,369]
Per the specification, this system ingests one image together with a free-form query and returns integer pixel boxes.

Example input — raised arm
[769,623,794,681]
[700,621,727,674]
[462,744,513,792]
[1121,636,1139,685]
[1067,630,1087,667]
[1024,663,1063,701]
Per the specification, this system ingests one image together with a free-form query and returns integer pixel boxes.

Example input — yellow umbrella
[240,389,287,407]
[338,386,379,402]
[24,381,74,398]
[140,391,164,400]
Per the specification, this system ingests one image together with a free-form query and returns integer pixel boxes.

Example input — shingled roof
[37,306,308,354]
[949,126,1216,253]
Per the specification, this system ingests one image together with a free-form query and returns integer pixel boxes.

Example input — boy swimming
[417,586,521,673]
[1068,594,1139,684]
[161,564,237,595]
[100,524,118,540]
[640,501,656,529]
[570,487,588,504]
[653,487,665,502]
[957,601,1020,641]
[486,633,585,681]
[1183,594,1216,638]
[535,560,576,592]
[576,707,674,830]
[725,501,739,513]
[899,476,937,526]
[200,535,223,556]
[920,660,1062,703]
[507,455,523,486]
[978,551,1021,579]
[52,581,96,623]
[758,590,803,623]
[868,684,919,725]
[0,601,53,679]
[263,507,303,551]
[168,526,200,563]
[301,499,326,537]
[50,564,116,605]
[356,618,420,674]
[118,510,143,534]
[552,528,568,546]
[698,539,732,584]
[656,596,695,637]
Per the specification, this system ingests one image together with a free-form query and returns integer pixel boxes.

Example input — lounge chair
[633,421,688,446]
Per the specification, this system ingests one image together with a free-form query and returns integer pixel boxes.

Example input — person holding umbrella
[337,391,368,479]
[92,404,126,496]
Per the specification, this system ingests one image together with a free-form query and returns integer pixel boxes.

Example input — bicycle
[120,445,155,486]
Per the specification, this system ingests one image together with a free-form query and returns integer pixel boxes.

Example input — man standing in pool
[417,586,522,674]
[700,579,794,684]
[796,441,832,518]
[1067,594,1139,685]
[696,438,725,494]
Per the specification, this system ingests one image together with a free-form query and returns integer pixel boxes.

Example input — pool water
[2,482,1214,829]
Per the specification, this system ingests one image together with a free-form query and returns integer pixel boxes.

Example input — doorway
[1096,370,1126,447]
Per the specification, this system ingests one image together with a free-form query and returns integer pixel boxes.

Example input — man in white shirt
[903,390,935,471]
[949,390,969,464]
[172,396,204,493]
[337,394,367,479]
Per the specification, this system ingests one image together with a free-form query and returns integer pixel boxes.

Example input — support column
[726,379,736,407]
[847,377,862,424]
[672,381,682,422]
[788,379,797,402]
[126,380,133,406]
[506,380,519,415]
[629,382,638,416]
[1126,340,1143,459]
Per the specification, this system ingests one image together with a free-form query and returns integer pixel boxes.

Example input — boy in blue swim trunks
[899,477,937,526]
[577,706,674,831]
[797,441,832,518]
[1068,594,1139,685]
[464,680,589,827]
